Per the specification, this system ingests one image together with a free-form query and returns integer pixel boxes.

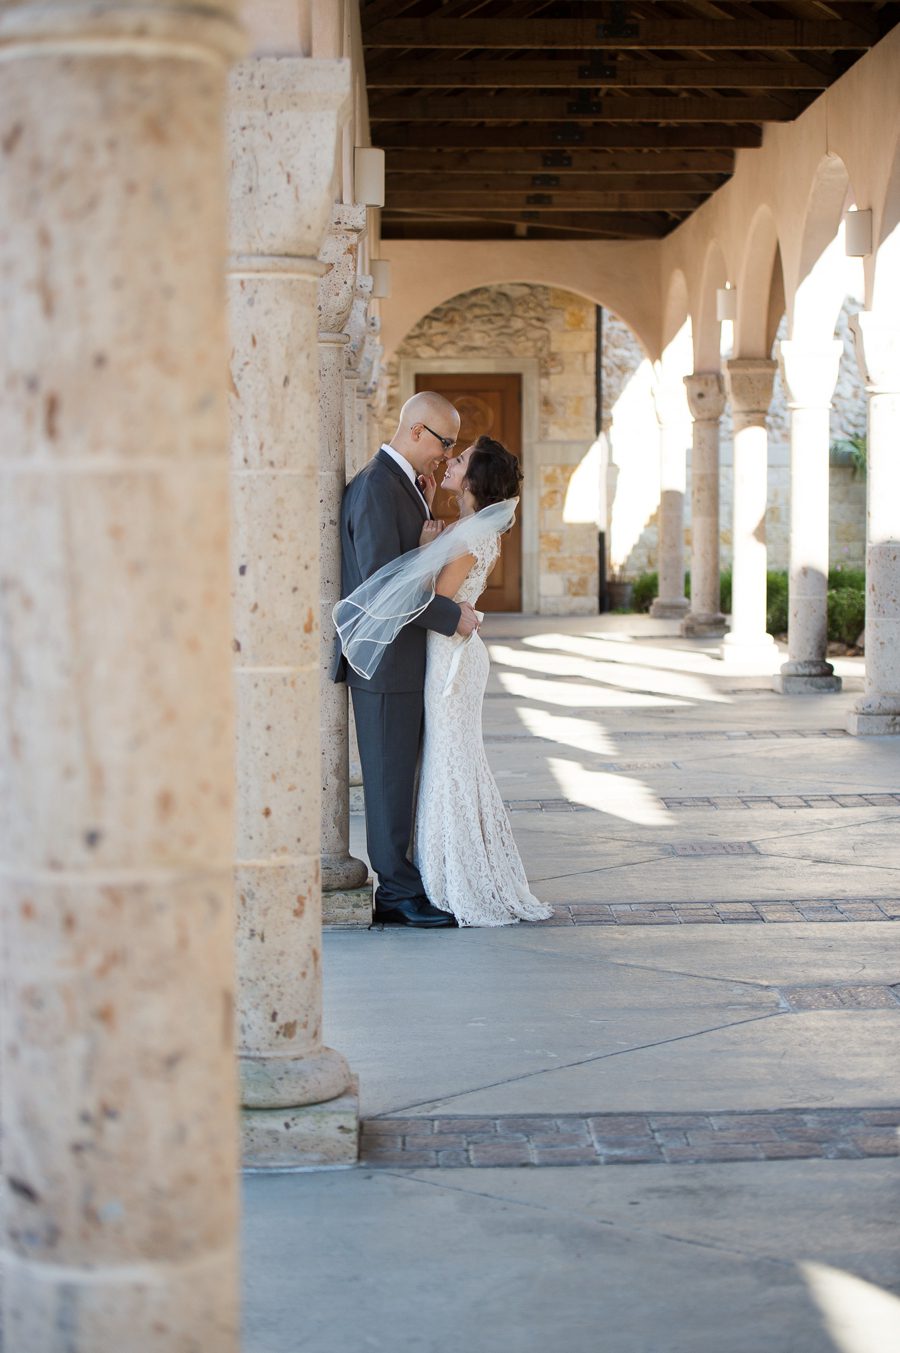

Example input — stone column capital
[776,339,842,410]
[724,357,777,421]
[849,312,900,394]
[684,371,726,422]
[317,204,368,337]
[345,275,374,373]
[0,0,245,61]
[229,57,351,260]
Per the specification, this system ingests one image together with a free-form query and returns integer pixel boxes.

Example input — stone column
[847,314,900,734]
[722,359,780,667]
[0,1,244,1347]
[649,381,690,619]
[229,58,358,1167]
[318,207,372,926]
[773,340,843,694]
[682,373,727,637]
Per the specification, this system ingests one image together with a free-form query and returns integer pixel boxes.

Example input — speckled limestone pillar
[773,340,842,694]
[0,2,243,1347]
[649,382,690,620]
[847,315,900,734]
[229,58,358,1166]
[722,359,779,667]
[682,373,727,637]
[318,207,371,924]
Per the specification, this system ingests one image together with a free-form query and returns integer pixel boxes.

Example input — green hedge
[626,565,864,643]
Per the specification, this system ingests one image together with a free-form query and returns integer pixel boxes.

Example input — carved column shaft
[0,2,243,1347]
[773,340,842,694]
[229,58,357,1166]
[683,373,727,637]
[318,206,369,904]
[722,358,779,664]
[848,314,900,734]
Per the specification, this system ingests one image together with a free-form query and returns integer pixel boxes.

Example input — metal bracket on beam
[542,151,573,168]
[525,193,554,205]
[567,96,604,116]
[578,58,617,80]
[596,4,638,39]
[552,124,585,145]
[531,174,560,188]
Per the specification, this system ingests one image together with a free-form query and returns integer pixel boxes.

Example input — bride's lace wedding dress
[414,531,552,927]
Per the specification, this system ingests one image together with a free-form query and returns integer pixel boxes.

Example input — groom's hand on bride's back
[456,603,480,637]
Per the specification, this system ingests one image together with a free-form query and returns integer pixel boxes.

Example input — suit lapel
[375,447,429,520]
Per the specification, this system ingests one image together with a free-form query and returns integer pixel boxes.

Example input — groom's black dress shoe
[372,897,456,928]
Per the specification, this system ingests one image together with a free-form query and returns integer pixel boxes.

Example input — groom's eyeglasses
[421,423,456,453]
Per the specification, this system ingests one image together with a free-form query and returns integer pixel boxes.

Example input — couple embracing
[331,390,550,930]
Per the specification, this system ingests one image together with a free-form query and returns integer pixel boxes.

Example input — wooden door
[414,372,522,612]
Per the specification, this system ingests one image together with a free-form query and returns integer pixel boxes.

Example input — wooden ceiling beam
[376,123,763,149]
[387,172,726,194]
[362,18,878,50]
[381,210,671,239]
[384,148,736,175]
[365,59,835,89]
[387,190,707,211]
[369,93,805,123]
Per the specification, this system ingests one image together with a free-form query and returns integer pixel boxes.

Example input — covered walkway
[244,615,900,1352]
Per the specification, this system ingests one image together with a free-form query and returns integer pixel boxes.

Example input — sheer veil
[334,497,518,680]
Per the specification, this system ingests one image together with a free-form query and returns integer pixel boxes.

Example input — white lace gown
[414,532,552,927]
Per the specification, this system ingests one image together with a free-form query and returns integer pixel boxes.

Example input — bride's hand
[420,519,445,547]
[417,472,439,509]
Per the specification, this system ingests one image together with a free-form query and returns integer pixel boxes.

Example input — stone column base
[242,1078,360,1169]
[682,610,727,638]
[323,882,373,927]
[773,672,842,694]
[848,710,900,736]
[650,597,689,619]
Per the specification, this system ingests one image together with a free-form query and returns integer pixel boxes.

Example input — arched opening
[384,281,654,615]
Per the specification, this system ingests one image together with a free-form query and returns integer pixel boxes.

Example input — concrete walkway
[242,616,900,1353]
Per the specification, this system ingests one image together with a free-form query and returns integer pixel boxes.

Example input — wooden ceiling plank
[376,123,764,149]
[384,148,737,174]
[369,93,807,122]
[387,191,708,210]
[361,18,878,50]
[366,58,834,88]
[387,172,727,193]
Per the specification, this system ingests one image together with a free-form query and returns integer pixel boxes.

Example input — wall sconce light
[354,147,385,208]
[371,259,391,299]
[844,207,872,257]
[716,285,737,322]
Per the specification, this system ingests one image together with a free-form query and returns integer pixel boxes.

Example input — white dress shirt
[381,443,430,516]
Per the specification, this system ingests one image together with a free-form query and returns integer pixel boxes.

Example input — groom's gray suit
[332,448,461,907]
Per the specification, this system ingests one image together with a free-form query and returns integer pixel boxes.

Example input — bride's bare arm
[435,553,476,598]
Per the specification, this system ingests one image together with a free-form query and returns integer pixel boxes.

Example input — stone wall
[383,283,599,615]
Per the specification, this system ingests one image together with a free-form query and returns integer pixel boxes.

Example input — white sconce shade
[371,259,392,299]
[716,286,737,322]
[354,146,385,207]
[844,208,872,257]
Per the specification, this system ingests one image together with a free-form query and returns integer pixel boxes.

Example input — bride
[334,434,550,928]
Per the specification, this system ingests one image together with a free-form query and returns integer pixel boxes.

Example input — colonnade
[667,337,900,730]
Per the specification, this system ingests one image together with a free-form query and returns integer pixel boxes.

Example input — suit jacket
[330,448,462,693]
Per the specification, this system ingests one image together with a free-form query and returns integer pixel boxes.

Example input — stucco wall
[383,283,599,615]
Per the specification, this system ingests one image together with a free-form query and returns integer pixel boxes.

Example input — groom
[332,391,480,928]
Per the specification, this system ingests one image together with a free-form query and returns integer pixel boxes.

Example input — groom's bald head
[390,391,461,475]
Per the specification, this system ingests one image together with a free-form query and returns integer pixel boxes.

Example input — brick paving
[360,1107,900,1169]
[504,793,900,812]
[529,898,900,926]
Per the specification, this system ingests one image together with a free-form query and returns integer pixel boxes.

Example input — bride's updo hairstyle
[464,435,524,509]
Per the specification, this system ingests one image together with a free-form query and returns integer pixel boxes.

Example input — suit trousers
[350,686,428,906]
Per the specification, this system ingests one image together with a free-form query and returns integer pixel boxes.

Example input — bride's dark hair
[464,435,523,509]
